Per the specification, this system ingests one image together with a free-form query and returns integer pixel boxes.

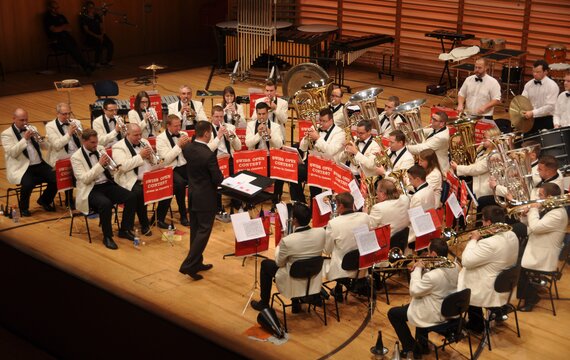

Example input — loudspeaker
[257,308,286,339]
[426,84,447,95]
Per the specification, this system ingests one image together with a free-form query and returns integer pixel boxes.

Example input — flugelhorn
[72,119,83,138]
[384,247,456,271]
[23,124,45,143]
[140,141,161,165]
[97,149,121,173]
[442,222,512,246]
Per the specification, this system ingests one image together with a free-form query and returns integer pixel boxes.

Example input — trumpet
[97,149,121,173]
[140,141,162,165]
[23,124,45,143]
[442,222,512,246]
[221,123,236,140]
[144,106,162,132]
[114,115,128,137]
[384,247,456,271]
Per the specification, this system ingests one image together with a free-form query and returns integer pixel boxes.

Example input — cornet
[181,99,197,125]
[140,141,162,165]
[71,120,83,138]
[224,103,241,125]
[23,125,45,143]
[97,149,121,173]
[221,123,236,140]
[144,106,162,132]
[259,120,271,141]
[114,115,128,137]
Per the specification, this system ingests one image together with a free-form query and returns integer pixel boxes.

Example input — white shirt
[522,76,559,118]
[458,74,501,116]
[133,144,152,181]
[84,146,109,185]
[26,138,42,165]
[553,91,570,127]
[59,120,79,154]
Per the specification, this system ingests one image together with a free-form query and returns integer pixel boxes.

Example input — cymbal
[139,64,167,71]
[509,95,533,133]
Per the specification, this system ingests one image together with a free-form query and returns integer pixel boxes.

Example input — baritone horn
[449,114,478,165]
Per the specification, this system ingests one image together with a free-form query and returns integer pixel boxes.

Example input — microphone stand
[242,237,262,315]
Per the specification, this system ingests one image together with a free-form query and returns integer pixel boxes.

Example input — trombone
[382,247,456,271]
[442,222,512,246]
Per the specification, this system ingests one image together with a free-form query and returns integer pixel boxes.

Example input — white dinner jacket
[408,127,450,173]
[93,114,121,147]
[208,122,242,156]
[156,131,188,169]
[112,138,150,191]
[408,184,436,243]
[299,124,345,163]
[167,99,208,127]
[1,125,48,184]
[456,154,492,198]
[251,97,289,140]
[245,119,283,150]
[369,195,410,235]
[71,145,108,214]
[45,119,80,167]
[338,137,381,177]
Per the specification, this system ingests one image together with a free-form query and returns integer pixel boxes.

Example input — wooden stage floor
[0,62,569,359]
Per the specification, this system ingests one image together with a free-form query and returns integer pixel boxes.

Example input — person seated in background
[219,86,246,127]
[517,183,568,312]
[92,99,123,148]
[329,87,345,128]
[43,0,92,75]
[407,111,450,174]
[250,202,326,312]
[128,91,160,139]
[369,179,410,250]
[80,0,114,67]
[387,238,459,358]
[378,96,405,137]
[168,85,208,130]
[418,149,443,209]
[407,165,436,246]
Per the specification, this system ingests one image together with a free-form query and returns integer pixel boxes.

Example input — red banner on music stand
[235,128,247,151]
[298,120,313,141]
[249,93,265,117]
[143,167,174,205]
[307,154,334,189]
[147,137,156,150]
[55,158,73,191]
[331,163,354,193]
[269,148,299,183]
[181,129,195,139]
[130,94,163,119]
[217,154,230,178]
[415,208,442,251]
[235,216,271,257]
[446,171,460,197]
[474,120,497,144]
[359,225,391,269]
[233,149,268,176]
[381,137,390,148]
[311,197,330,228]
[275,215,283,247]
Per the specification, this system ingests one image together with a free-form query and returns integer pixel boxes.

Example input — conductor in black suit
[179,121,224,280]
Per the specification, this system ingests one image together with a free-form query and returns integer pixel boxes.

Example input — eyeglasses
[140,100,149,103]
[59,112,71,115]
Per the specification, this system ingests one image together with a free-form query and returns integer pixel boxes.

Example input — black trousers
[157,166,188,221]
[387,305,430,354]
[131,181,149,228]
[52,32,89,71]
[467,305,485,332]
[516,269,539,304]
[88,182,136,238]
[85,34,114,64]
[179,209,216,273]
[260,259,279,304]
[526,115,554,135]
[19,162,57,211]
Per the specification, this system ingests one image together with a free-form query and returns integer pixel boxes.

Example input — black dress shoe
[20,209,32,217]
[519,302,536,312]
[141,226,152,236]
[180,217,190,227]
[197,263,213,272]
[37,200,56,212]
[291,301,303,314]
[118,230,135,241]
[187,272,203,281]
[103,236,118,250]
[156,220,169,229]
[250,300,269,311]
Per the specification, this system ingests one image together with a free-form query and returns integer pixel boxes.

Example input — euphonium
[506,193,570,217]
[114,115,128,137]
[344,125,357,166]
[393,98,427,145]
[23,124,45,143]
[449,114,477,165]
[140,141,161,165]
[442,222,512,246]
[97,149,121,172]
[373,135,392,169]
[386,247,456,271]
[293,78,333,150]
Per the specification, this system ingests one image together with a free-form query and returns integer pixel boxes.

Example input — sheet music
[276,202,288,231]
[315,190,332,215]
[410,213,436,237]
[235,182,261,195]
[348,179,365,210]
[446,193,463,218]
[408,206,425,220]
[464,181,479,207]
[233,173,256,184]
[230,212,266,242]
[355,230,381,256]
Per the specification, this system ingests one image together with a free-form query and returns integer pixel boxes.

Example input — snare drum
[545,44,567,64]
[520,127,570,168]
[549,62,570,80]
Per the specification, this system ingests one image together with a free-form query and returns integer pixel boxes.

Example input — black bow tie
[534,80,542,85]
[475,77,483,82]
[20,129,27,134]
[133,143,141,148]
[171,133,180,138]
[389,151,397,157]
[89,151,98,157]
[566,92,570,97]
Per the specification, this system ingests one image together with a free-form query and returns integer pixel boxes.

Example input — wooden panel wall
[297,0,570,80]
[0,0,223,73]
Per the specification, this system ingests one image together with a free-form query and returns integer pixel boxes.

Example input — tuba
[449,113,478,165]
[393,99,427,145]
[342,87,383,130]
[292,78,333,150]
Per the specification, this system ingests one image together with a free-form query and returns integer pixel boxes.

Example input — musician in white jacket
[369,179,410,249]
[387,238,459,357]
[340,119,380,178]
[128,91,160,139]
[374,130,415,179]
[378,96,405,137]
[71,129,137,250]
[458,205,518,333]
[250,203,326,312]
[251,79,289,140]
[518,183,568,312]
[167,84,208,130]
[408,111,450,174]
[154,114,191,228]
[1,108,57,216]
[112,124,155,236]
[407,165,436,245]
[92,99,123,147]
[329,87,345,128]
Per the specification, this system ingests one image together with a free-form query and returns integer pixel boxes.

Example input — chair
[5,183,58,217]
[322,249,362,321]
[417,288,473,360]
[69,206,119,243]
[271,256,326,332]
[517,237,570,316]
[375,227,410,305]
[93,80,119,99]
[483,266,521,351]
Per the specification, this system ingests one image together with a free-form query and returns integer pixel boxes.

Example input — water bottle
[167,223,174,245]
[133,228,141,249]
[12,207,19,223]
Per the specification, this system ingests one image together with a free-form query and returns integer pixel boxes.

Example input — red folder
[415,208,442,251]
[359,225,391,269]
[311,197,330,228]
[235,216,271,257]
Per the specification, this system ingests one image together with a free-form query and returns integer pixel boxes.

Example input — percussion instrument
[508,95,533,133]
[215,20,237,29]
[493,38,506,51]
[139,63,167,90]
[282,62,329,97]
[549,62,570,80]
[520,127,570,168]
[480,38,494,49]
[544,43,567,64]
[425,30,475,41]
[297,24,339,33]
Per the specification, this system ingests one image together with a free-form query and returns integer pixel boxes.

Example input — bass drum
[519,126,570,168]
[282,63,329,98]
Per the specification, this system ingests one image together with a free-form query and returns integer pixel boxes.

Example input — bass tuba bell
[342,87,383,130]
[393,98,427,145]
[449,113,478,165]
